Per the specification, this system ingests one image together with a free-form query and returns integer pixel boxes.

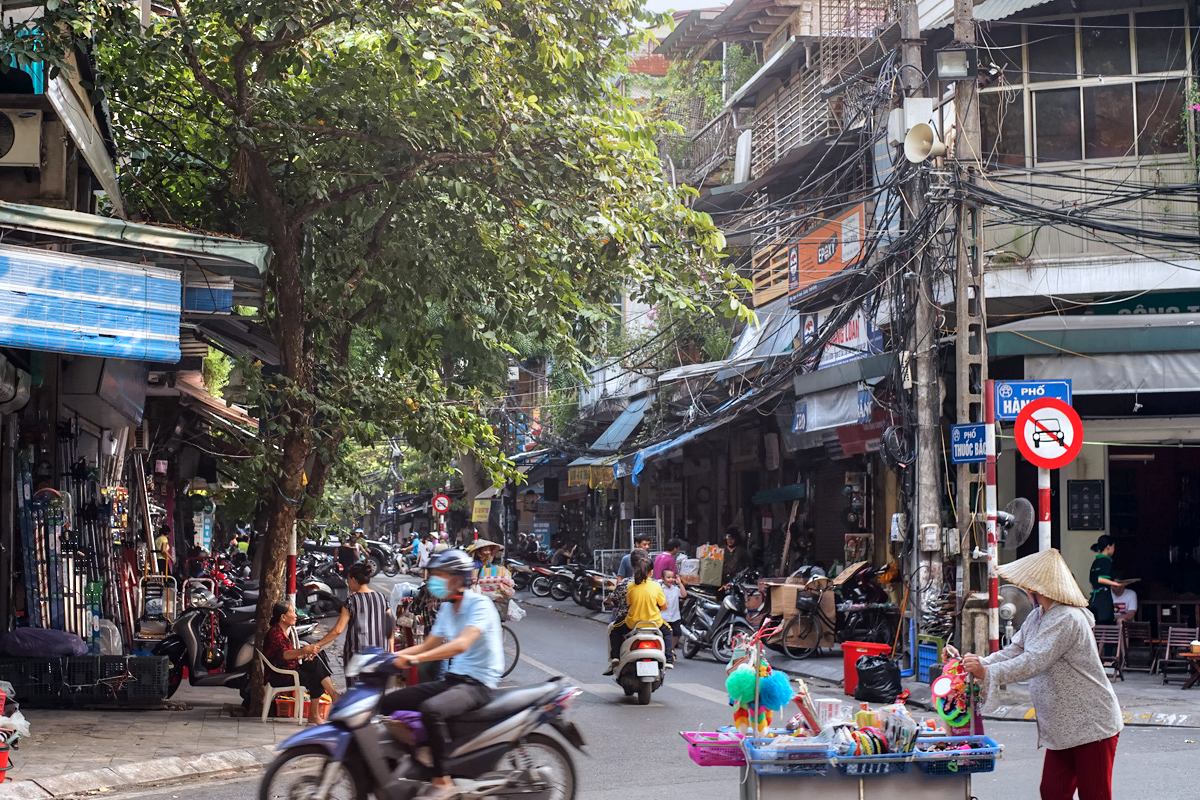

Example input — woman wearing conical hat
[961,548,1122,800]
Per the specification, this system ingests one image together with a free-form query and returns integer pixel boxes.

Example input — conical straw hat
[466,538,504,553]
[997,548,1088,607]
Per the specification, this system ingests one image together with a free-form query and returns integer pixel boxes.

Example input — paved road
[106,597,1197,799]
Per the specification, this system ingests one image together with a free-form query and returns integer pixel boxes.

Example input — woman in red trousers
[958,548,1122,799]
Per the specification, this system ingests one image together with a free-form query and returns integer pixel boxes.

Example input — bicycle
[778,584,898,660]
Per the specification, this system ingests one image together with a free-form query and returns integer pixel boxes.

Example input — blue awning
[0,243,181,362]
[619,389,766,485]
[569,395,650,467]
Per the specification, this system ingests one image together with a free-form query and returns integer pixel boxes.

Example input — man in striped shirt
[308,562,393,679]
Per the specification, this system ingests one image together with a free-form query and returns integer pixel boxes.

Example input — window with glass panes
[976,6,1192,168]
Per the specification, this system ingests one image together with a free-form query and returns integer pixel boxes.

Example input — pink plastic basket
[681,730,746,767]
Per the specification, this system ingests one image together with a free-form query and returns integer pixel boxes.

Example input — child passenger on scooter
[605,550,671,674]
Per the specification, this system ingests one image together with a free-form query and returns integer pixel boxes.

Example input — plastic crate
[913,735,1000,775]
[680,731,745,767]
[743,738,832,777]
[917,643,941,685]
[835,753,911,776]
[0,658,64,707]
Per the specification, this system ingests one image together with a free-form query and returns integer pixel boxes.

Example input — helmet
[427,548,476,583]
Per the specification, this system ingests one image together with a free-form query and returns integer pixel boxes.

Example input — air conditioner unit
[0,109,42,167]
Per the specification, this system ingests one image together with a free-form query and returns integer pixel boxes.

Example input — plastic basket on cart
[913,735,1001,775]
[680,731,745,767]
[742,738,832,777]
[834,752,911,776]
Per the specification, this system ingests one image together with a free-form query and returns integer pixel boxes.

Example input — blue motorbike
[258,651,585,800]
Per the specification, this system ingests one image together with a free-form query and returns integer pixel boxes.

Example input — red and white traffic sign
[432,493,451,514]
[1015,397,1083,470]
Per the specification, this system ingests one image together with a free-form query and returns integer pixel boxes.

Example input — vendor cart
[734,733,997,800]
[740,769,971,799]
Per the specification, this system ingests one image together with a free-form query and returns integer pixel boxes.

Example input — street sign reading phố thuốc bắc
[950,423,987,464]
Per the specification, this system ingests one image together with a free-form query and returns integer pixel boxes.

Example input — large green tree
[6,0,745,701]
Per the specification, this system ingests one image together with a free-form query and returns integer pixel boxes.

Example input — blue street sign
[950,423,988,464]
[994,380,1072,422]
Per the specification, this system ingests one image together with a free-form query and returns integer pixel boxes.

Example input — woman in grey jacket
[960,548,1122,800]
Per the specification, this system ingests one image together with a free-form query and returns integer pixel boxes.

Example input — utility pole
[950,0,994,653]
[900,2,944,657]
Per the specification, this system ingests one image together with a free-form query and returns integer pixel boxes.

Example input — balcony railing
[658,107,743,187]
[750,69,837,180]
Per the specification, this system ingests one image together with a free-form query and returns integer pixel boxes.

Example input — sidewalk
[522,594,1200,728]
[0,683,300,799]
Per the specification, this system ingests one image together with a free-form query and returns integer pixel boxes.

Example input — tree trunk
[245,172,312,711]
[459,449,488,535]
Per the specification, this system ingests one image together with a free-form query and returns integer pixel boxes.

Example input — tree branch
[169,0,236,109]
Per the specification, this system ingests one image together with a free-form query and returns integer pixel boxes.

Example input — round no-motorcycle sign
[1015,397,1083,470]
[432,493,452,514]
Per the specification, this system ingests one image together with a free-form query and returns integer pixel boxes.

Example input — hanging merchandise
[930,658,980,729]
[724,623,794,735]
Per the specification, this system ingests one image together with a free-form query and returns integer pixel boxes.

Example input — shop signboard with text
[787,203,866,305]
[800,307,884,368]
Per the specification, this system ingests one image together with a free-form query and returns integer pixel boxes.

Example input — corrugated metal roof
[927,0,1055,28]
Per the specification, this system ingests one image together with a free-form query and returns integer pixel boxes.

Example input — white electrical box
[0,109,42,167]
[919,523,941,552]
[890,512,907,542]
[944,526,961,556]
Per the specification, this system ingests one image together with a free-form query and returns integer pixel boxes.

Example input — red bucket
[0,741,11,776]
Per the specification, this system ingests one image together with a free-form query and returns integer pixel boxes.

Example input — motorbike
[614,624,666,705]
[507,558,533,592]
[575,570,615,612]
[261,651,585,800]
[679,576,756,663]
[362,539,403,577]
[528,565,557,598]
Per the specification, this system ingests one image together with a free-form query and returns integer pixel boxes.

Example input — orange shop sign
[787,204,866,301]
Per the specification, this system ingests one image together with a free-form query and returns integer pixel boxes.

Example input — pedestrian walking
[1088,534,1120,624]
[309,562,394,681]
[956,548,1122,800]
[661,568,686,664]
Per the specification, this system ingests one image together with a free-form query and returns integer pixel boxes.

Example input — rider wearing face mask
[383,549,504,800]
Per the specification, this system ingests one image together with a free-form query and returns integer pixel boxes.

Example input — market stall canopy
[988,312,1200,358]
[568,395,650,466]
[173,371,258,436]
[617,388,777,485]
[184,317,280,366]
[0,200,269,307]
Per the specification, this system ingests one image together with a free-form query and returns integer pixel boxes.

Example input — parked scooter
[261,651,586,800]
[507,558,534,592]
[529,565,557,598]
[157,589,315,699]
[679,576,755,663]
[614,624,667,705]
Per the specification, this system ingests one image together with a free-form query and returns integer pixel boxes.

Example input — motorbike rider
[605,549,669,674]
[382,549,504,800]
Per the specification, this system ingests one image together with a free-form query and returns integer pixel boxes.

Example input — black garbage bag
[854,654,902,703]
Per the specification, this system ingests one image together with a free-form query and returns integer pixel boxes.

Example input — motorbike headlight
[345,653,371,679]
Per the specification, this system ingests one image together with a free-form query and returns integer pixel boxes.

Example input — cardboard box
[764,581,836,650]
[698,557,724,586]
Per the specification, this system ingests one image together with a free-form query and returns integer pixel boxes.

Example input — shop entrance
[1108,446,1200,601]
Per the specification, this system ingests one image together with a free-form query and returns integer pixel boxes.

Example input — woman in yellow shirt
[605,550,670,673]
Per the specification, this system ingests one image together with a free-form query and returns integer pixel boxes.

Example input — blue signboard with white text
[994,380,1073,422]
[950,423,987,464]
